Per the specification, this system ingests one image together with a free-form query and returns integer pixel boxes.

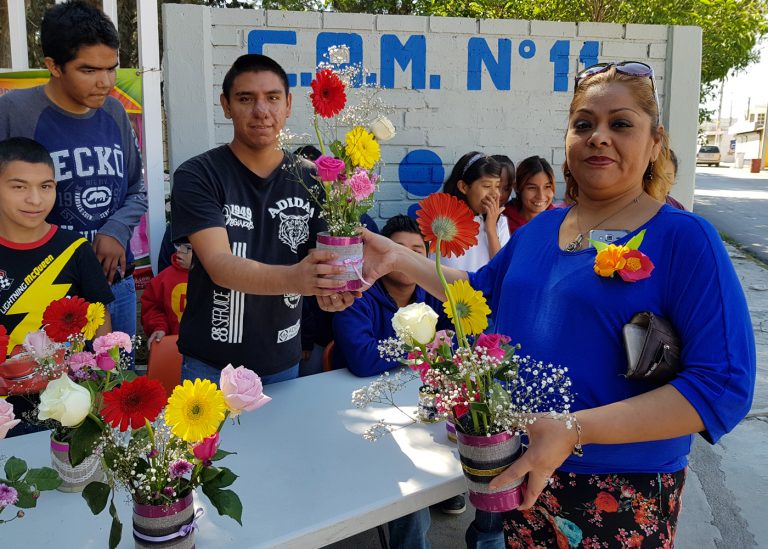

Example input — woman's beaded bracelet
[566,415,584,457]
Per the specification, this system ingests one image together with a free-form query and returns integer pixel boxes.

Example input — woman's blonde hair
[562,67,671,203]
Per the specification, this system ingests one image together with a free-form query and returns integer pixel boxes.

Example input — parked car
[696,145,721,167]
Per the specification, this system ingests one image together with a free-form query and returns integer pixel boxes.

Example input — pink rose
[314,155,346,182]
[347,168,376,201]
[475,333,510,361]
[93,331,132,354]
[95,353,116,371]
[0,399,20,439]
[193,432,219,464]
[23,330,55,361]
[618,250,655,283]
[68,351,97,372]
[219,364,271,415]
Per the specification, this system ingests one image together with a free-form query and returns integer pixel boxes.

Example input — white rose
[38,375,92,427]
[369,115,396,142]
[392,303,439,346]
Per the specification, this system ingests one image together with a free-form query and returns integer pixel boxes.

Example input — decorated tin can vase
[50,436,105,493]
[445,415,457,443]
[315,232,365,291]
[417,385,439,423]
[456,430,525,512]
[133,492,199,549]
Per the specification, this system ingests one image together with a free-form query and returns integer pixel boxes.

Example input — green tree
[418,0,768,97]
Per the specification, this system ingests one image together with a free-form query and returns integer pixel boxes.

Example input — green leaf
[487,382,511,410]
[9,482,36,509]
[200,465,222,484]
[212,449,235,462]
[69,415,104,466]
[201,486,243,525]
[108,498,123,549]
[4,457,27,481]
[329,139,345,159]
[23,467,62,491]
[82,481,111,515]
[203,467,238,490]
[625,229,646,251]
[590,239,609,252]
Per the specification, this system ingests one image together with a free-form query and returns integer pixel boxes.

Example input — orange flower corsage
[592,230,654,282]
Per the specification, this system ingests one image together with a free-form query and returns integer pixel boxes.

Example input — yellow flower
[594,244,629,278]
[443,279,491,336]
[82,302,105,339]
[345,126,380,169]
[165,379,227,443]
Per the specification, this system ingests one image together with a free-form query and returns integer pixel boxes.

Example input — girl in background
[493,154,516,209]
[440,152,510,270]
[503,155,558,234]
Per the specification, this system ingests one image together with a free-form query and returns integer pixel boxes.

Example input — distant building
[727,104,768,169]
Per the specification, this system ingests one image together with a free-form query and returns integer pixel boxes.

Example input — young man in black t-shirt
[171,54,356,384]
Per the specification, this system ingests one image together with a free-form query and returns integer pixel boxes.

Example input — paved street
[692,164,768,264]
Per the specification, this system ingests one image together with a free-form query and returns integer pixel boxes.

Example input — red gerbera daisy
[100,376,168,432]
[0,324,9,359]
[42,296,90,342]
[310,69,347,118]
[416,193,479,258]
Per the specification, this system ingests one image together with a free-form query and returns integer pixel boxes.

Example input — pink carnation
[348,168,376,201]
[68,351,97,372]
[0,483,18,507]
[314,155,346,182]
[93,331,132,354]
[169,459,194,479]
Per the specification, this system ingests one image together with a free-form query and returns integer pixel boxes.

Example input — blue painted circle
[519,40,536,59]
[398,149,444,197]
[407,203,421,220]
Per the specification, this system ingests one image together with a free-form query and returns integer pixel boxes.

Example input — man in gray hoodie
[0,1,147,340]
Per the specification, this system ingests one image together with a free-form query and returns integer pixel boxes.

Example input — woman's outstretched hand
[361,228,399,285]
[489,416,579,510]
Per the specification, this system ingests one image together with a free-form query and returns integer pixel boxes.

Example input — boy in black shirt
[171,54,356,383]
[0,137,114,350]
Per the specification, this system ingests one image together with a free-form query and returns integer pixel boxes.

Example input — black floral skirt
[502,469,686,548]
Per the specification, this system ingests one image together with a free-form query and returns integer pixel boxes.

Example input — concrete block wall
[164,6,701,219]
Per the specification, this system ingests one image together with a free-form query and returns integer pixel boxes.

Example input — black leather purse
[622,312,681,384]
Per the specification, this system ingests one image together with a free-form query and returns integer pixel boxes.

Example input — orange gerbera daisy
[416,193,479,258]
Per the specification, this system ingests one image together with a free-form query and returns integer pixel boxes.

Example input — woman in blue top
[362,61,755,547]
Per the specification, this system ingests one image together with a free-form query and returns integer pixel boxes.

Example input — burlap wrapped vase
[133,492,198,549]
[50,436,105,493]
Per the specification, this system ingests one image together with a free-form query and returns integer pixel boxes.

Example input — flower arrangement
[593,229,654,282]
[302,58,395,236]
[0,399,62,525]
[27,296,137,468]
[355,193,574,440]
[82,365,270,549]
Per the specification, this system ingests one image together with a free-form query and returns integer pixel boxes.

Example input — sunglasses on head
[574,61,660,121]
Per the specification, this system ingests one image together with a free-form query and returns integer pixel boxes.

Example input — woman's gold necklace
[565,190,645,252]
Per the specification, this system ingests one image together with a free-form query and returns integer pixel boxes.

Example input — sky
[702,39,768,121]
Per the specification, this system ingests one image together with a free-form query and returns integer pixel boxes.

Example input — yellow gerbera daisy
[443,279,491,336]
[165,379,227,443]
[345,126,380,169]
[82,302,106,340]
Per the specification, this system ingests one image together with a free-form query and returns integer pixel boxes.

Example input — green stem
[313,113,326,156]
[435,237,479,433]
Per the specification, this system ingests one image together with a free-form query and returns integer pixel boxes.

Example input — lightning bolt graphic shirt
[0,86,148,261]
[171,148,325,376]
[0,225,114,352]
